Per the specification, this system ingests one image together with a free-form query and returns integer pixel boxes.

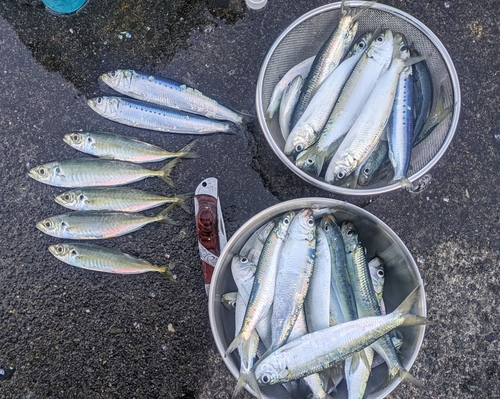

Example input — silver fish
[284,32,372,157]
[49,242,175,279]
[54,187,192,213]
[290,0,365,126]
[325,32,414,183]
[297,29,394,176]
[64,131,198,163]
[28,157,180,188]
[254,286,431,385]
[269,208,316,354]
[279,75,303,140]
[266,56,315,120]
[387,36,414,189]
[100,69,243,124]
[225,211,296,358]
[87,96,236,135]
[36,206,176,240]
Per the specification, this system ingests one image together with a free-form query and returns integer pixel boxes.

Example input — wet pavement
[0,0,499,398]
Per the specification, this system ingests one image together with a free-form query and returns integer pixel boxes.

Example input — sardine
[54,187,192,213]
[28,157,180,188]
[279,75,303,140]
[63,131,198,163]
[48,242,175,279]
[387,36,414,188]
[100,70,243,124]
[254,286,431,385]
[290,0,365,126]
[269,208,316,353]
[284,33,372,157]
[87,96,237,135]
[225,211,296,358]
[341,222,420,386]
[36,205,176,239]
[357,138,390,186]
[266,56,314,120]
[325,33,419,183]
[297,29,394,176]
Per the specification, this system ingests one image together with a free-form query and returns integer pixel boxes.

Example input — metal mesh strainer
[256,1,461,196]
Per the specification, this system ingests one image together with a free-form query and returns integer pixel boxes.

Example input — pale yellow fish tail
[157,204,179,225]
[174,192,194,213]
[159,158,181,187]
[177,139,199,159]
[232,371,263,399]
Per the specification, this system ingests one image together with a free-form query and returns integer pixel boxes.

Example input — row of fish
[222,208,432,399]
[267,1,451,189]
[88,69,245,135]
[29,131,197,278]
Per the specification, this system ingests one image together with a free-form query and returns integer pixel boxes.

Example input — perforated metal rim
[256,1,461,196]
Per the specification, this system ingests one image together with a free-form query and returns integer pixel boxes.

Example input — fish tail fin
[177,140,199,159]
[174,192,194,213]
[350,0,378,20]
[390,176,414,190]
[232,371,263,399]
[160,262,178,281]
[394,286,435,327]
[225,331,247,357]
[159,158,181,187]
[158,204,179,225]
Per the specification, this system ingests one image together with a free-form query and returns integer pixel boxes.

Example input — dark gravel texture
[0,0,499,398]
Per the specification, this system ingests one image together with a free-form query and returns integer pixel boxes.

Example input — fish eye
[346,228,355,236]
[307,218,314,226]
[44,221,52,228]
[377,269,385,278]
[358,41,365,49]
[240,257,248,263]
[306,158,313,165]
[363,167,371,174]
[64,194,71,200]
[39,168,46,175]
[57,245,64,253]
[376,35,384,43]
[72,134,79,141]
[97,98,103,105]
[337,171,346,179]
[110,71,118,78]
[295,144,303,152]
[284,217,290,225]
[261,374,271,384]
[400,44,408,52]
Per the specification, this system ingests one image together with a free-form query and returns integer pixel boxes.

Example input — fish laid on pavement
[28,157,179,188]
[36,205,177,240]
[54,187,192,213]
[87,96,238,135]
[49,242,176,279]
[63,131,198,163]
[100,69,243,125]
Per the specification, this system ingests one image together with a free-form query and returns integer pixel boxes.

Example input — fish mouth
[62,134,72,145]
[87,98,97,109]
[48,244,59,256]
[27,169,39,181]
[54,196,65,206]
[35,221,47,233]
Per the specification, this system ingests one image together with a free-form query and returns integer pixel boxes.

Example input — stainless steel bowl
[208,198,427,399]
[256,1,461,195]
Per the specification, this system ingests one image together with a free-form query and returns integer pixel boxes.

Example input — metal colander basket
[256,1,461,196]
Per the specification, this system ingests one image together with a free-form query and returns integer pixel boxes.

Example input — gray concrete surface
[0,0,498,398]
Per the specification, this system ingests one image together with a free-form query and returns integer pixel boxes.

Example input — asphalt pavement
[0,0,499,398]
